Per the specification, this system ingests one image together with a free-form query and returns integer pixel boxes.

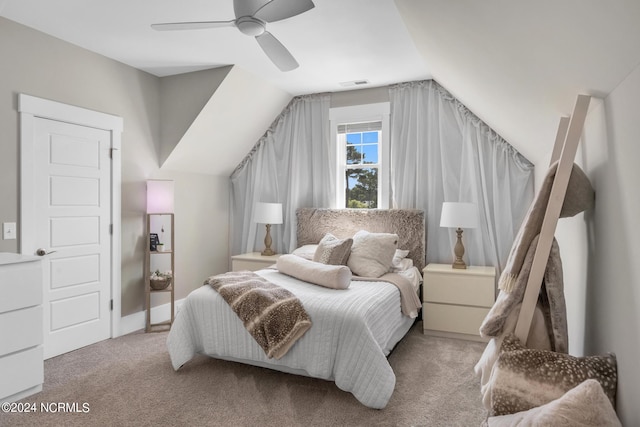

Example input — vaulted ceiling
[0,0,429,94]
[2,0,639,174]
[396,0,640,167]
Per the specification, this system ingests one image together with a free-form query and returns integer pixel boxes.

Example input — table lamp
[440,202,478,269]
[254,202,283,256]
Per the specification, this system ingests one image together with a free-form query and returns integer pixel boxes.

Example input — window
[340,122,381,208]
[330,103,390,209]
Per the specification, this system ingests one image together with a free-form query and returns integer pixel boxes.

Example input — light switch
[3,222,16,240]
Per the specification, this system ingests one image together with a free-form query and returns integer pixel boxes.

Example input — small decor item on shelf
[156,243,165,252]
[149,233,159,251]
[150,270,172,290]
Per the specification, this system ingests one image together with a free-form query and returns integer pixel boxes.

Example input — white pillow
[276,254,351,290]
[390,249,413,272]
[487,379,621,427]
[347,230,398,278]
[390,249,409,268]
[291,244,318,260]
[391,258,413,272]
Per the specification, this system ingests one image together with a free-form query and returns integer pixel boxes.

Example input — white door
[19,94,123,359]
[31,118,112,359]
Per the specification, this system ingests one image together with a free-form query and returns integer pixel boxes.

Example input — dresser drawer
[423,303,490,336]
[0,306,43,357]
[0,261,42,313]
[0,346,44,399]
[424,271,494,307]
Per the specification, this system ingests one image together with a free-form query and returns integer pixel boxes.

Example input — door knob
[36,248,57,256]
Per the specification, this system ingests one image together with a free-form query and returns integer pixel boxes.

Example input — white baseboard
[119,298,185,336]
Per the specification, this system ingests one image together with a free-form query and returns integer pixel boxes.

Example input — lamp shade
[147,180,175,214]
[254,202,283,225]
[440,202,478,229]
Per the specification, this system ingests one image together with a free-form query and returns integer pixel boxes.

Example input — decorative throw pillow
[489,333,617,417]
[313,233,353,265]
[277,254,351,290]
[347,230,398,277]
[391,249,409,267]
[487,379,621,427]
[390,249,412,272]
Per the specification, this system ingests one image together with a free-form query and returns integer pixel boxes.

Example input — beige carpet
[1,322,487,426]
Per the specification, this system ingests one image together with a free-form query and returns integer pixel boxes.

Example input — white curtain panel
[389,80,534,273]
[230,94,334,255]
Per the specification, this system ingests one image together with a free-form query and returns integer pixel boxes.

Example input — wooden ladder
[514,94,591,344]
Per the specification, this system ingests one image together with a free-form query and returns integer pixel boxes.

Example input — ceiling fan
[152,0,315,72]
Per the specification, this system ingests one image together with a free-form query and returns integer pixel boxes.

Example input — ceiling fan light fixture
[236,16,266,37]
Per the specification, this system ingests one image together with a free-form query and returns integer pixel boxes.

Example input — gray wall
[159,66,232,165]
[555,62,640,425]
[0,17,230,317]
[585,62,638,425]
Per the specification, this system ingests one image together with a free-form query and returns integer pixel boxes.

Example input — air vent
[339,80,370,87]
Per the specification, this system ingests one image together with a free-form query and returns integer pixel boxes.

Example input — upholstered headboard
[296,208,426,271]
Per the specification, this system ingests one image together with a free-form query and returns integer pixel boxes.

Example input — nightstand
[422,263,496,341]
[231,252,282,272]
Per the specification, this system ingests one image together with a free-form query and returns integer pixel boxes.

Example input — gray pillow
[313,233,353,265]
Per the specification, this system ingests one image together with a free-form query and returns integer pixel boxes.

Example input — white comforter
[166,268,415,409]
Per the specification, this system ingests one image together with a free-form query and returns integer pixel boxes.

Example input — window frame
[329,102,390,209]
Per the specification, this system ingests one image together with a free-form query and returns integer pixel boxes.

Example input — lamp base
[261,223,276,256]
[451,227,468,269]
[261,248,276,256]
[452,259,467,269]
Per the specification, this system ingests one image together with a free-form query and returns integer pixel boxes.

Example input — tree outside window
[331,103,389,209]
[344,129,379,208]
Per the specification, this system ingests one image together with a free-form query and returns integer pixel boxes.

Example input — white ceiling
[396,0,640,167]
[4,0,640,173]
[0,0,431,96]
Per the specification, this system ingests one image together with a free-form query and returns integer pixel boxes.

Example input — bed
[166,208,425,409]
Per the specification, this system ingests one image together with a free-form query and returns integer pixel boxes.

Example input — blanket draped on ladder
[474,161,595,409]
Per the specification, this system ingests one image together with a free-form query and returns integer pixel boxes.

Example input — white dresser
[0,253,44,402]
[422,263,496,341]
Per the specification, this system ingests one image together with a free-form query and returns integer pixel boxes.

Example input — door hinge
[110,299,113,311]
[109,224,113,235]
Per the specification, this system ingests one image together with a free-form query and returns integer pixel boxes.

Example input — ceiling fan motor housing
[236,16,266,36]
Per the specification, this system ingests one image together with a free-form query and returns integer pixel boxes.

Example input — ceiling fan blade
[256,31,299,72]
[151,20,235,31]
[254,0,315,23]
[233,0,270,19]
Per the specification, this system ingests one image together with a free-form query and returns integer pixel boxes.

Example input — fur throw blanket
[480,234,568,353]
[476,233,568,410]
[205,271,312,359]
[499,161,594,292]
